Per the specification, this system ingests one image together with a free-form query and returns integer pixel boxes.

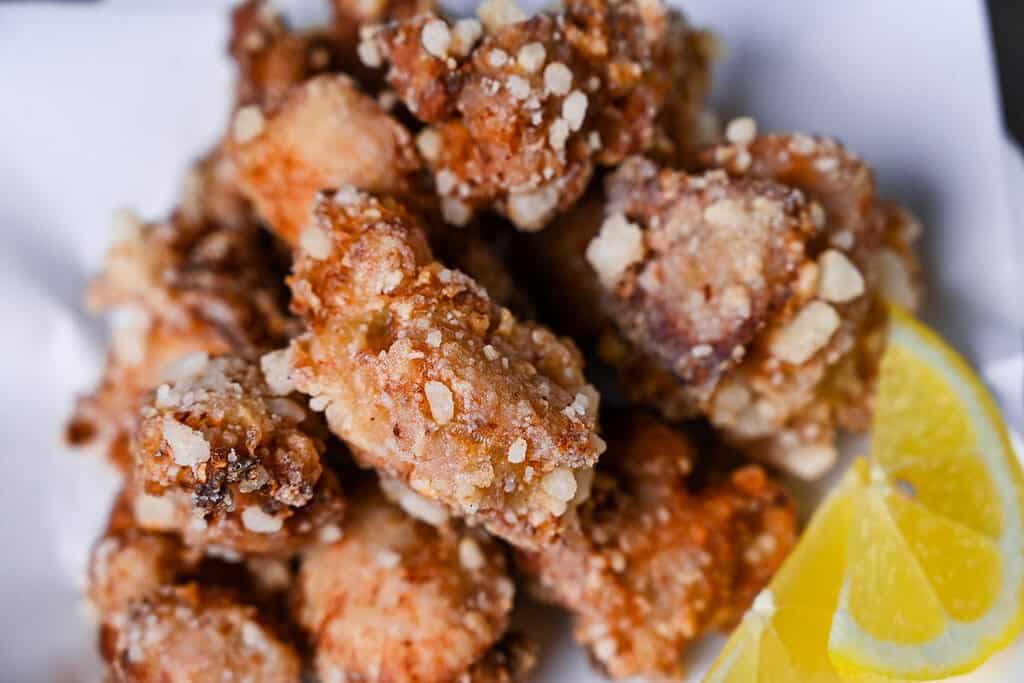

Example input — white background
[0,1,1021,681]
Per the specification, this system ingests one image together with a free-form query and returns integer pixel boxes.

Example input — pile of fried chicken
[66,0,923,681]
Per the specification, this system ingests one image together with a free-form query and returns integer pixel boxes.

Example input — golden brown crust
[88,494,201,624]
[103,585,301,683]
[131,354,344,555]
[602,157,818,393]
[288,189,605,549]
[294,487,515,683]
[227,74,422,246]
[66,153,296,470]
[523,139,922,478]
[365,0,713,230]
[516,412,796,679]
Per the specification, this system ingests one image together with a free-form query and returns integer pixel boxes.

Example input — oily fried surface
[66,152,296,470]
[288,189,604,549]
[516,412,796,679]
[131,354,344,555]
[102,584,301,683]
[294,487,515,683]
[227,74,422,246]
[363,0,714,230]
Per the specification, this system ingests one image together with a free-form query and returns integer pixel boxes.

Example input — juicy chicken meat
[517,412,797,679]
[65,152,296,471]
[287,188,605,549]
[362,0,715,230]
[131,353,344,555]
[294,486,522,683]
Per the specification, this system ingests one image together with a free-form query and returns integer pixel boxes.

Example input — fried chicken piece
[362,0,714,230]
[102,584,301,683]
[691,132,922,469]
[88,487,303,633]
[227,73,422,246]
[526,144,922,478]
[88,492,202,624]
[516,412,797,679]
[229,0,351,111]
[66,153,296,470]
[294,486,516,683]
[131,353,344,555]
[288,189,604,549]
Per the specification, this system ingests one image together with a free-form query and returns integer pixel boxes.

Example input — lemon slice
[704,470,856,682]
[829,307,1024,679]
[705,306,1024,682]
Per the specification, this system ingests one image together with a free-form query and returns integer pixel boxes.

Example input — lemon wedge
[829,307,1024,679]
[705,306,1024,681]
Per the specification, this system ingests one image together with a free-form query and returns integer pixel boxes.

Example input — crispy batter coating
[102,584,301,683]
[131,354,344,555]
[517,412,796,679]
[66,153,296,469]
[227,74,422,246]
[525,143,921,478]
[88,493,201,624]
[364,0,714,230]
[294,487,515,683]
[288,189,605,549]
[602,159,817,394]
[692,133,921,472]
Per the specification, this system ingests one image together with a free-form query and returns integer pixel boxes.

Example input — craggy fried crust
[288,188,605,550]
[294,487,515,683]
[525,142,921,478]
[227,74,422,246]
[601,157,818,395]
[131,354,344,555]
[364,0,713,230]
[88,492,201,623]
[102,584,301,683]
[516,412,796,679]
[66,153,296,469]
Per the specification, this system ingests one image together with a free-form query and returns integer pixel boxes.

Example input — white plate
[0,1,1021,681]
